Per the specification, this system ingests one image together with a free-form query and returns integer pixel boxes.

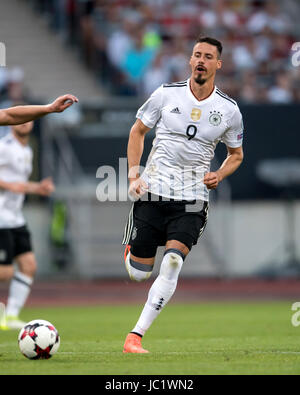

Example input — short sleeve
[136,85,163,129]
[0,143,8,166]
[221,107,244,148]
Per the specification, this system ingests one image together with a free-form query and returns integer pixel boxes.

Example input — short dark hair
[195,36,223,57]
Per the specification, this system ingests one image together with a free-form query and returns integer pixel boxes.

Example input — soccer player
[122,36,244,353]
[0,120,55,330]
[0,94,78,330]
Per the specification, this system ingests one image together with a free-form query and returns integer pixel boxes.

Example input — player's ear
[217,59,222,70]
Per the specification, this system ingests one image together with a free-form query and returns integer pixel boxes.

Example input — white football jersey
[137,79,244,201]
[0,132,33,228]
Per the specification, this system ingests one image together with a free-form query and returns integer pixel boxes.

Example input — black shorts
[0,226,32,265]
[122,195,209,253]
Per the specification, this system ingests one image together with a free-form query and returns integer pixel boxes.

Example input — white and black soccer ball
[18,319,60,360]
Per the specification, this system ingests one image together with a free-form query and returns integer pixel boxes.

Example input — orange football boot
[123,333,149,354]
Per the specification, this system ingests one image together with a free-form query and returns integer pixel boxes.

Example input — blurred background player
[0,94,78,330]
[0,120,55,330]
[122,36,244,353]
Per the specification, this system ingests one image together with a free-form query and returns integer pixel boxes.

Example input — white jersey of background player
[0,132,33,228]
[137,80,243,202]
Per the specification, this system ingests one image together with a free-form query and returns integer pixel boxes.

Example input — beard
[194,75,207,85]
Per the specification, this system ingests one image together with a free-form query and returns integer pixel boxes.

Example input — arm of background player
[204,146,244,189]
[0,177,55,196]
[0,94,78,126]
[127,118,151,199]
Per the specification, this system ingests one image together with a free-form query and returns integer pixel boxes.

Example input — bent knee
[125,252,154,282]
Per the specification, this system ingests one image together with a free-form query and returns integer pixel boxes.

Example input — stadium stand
[26,0,300,102]
[0,0,104,103]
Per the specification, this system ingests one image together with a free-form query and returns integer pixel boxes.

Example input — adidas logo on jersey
[170,107,181,114]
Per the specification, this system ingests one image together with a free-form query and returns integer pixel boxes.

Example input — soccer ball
[18,319,60,360]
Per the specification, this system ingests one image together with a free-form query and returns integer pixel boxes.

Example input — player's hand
[128,178,148,201]
[48,94,79,113]
[38,177,55,196]
[204,172,221,190]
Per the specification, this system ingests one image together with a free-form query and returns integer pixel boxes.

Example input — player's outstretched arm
[0,94,78,126]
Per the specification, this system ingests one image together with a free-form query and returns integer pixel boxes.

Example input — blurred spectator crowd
[25,0,300,102]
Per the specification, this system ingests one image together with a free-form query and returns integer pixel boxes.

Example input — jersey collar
[9,130,29,149]
[187,78,217,105]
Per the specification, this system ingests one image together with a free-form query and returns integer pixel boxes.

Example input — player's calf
[128,248,186,341]
[148,248,185,311]
[16,252,37,278]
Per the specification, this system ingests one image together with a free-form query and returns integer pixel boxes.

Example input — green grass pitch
[0,302,300,375]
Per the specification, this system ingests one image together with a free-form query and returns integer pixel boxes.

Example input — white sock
[6,271,33,317]
[132,249,184,336]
